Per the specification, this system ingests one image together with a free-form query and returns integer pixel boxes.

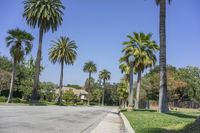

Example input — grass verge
[123,109,200,133]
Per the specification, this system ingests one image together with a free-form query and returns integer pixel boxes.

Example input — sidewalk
[91,108,124,133]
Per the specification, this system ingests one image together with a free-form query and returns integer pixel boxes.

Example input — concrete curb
[120,112,135,133]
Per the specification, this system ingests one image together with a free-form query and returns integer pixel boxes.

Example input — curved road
[0,106,122,133]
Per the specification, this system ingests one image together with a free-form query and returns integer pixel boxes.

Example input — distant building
[55,87,88,101]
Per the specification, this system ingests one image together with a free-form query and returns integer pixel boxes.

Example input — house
[55,87,88,101]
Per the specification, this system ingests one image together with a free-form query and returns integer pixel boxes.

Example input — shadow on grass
[140,128,174,133]
[133,109,157,112]
[178,117,200,133]
[140,117,200,133]
[166,112,197,119]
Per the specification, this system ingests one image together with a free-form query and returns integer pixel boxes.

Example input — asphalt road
[0,105,119,133]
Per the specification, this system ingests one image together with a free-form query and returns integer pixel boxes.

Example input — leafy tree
[99,69,111,106]
[0,70,11,95]
[17,56,44,100]
[0,55,12,72]
[117,79,129,108]
[176,66,200,102]
[5,28,34,103]
[40,82,57,102]
[104,83,119,106]
[155,0,171,113]
[23,0,65,101]
[63,90,77,103]
[122,32,159,109]
[83,61,97,105]
[141,65,187,106]
[49,36,77,105]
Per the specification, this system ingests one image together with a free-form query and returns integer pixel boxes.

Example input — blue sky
[0,0,200,86]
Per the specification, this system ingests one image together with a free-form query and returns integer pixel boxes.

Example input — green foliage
[0,56,12,72]
[90,88,102,103]
[0,69,11,92]
[104,83,119,105]
[11,98,21,103]
[117,79,129,100]
[99,69,111,83]
[6,28,34,63]
[141,65,187,102]
[122,32,159,72]
[23,0,65,33]
[0,96,6,102]
[83,61,97,74]
[40,82,57,102]
[176,66,200,101]
[49,36,78,65]
[63,90,77,103]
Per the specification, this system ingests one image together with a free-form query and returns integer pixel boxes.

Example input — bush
[12,98,21,103]
[76,102,85,106]
[90,102,98,106]
[0,96,6,102]
[65,102,74,106]
[63,90,78,103]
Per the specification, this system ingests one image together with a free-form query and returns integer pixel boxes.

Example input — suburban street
[0,106,123,133]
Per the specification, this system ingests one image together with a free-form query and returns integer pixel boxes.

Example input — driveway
[0,105,122,133]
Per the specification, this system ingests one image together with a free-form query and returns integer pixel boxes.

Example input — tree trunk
[101,79,105,106]
[58,61,64,105]
[31,28,43,102]
[135,71,141,109]
[128,61,134,108]
[87,72,91,106]
[7,60,16,103]
[158,0,169,113]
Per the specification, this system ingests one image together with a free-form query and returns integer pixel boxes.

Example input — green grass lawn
[123,109,200,133]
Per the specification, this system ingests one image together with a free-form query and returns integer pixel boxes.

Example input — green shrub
[12,98,21,103]
[65,102,74,106]
[20,99,28,103]
[90,102,98,106]
[63,90,78,103]
[76,102,84,105]
[0,96,6,102]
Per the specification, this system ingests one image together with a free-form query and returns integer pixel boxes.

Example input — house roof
[55,87,88,95]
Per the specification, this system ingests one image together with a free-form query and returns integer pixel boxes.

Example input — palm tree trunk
[158,0,169,113]
[7,60,16,103]
[31,28,43,102]
[87,72,91,106]
[128,61,134,108]
[101,79,105,106]
[58,61,64,105]
[135,71,142,109]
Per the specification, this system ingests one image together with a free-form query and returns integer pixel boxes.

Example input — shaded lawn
[123,109,200,133]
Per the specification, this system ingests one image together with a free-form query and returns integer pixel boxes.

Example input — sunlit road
[0,105,119,133]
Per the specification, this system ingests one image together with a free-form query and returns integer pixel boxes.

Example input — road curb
[120,112,135,133]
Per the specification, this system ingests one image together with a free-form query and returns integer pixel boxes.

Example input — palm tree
[49,36,77,105]
[122,32,159,109]
[23,0,65,101]
[83,61,97,105]
[155,0,171,113]
[5,28,34,103]
[99,69,111,106]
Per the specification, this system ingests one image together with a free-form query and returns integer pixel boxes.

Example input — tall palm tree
[83,61,97,105]
[5,28,34,103]
[155,0,171,113]
[23,0,65,101]
[99,69,111,106]
[49,36,77,105]
[122,32,159,109]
